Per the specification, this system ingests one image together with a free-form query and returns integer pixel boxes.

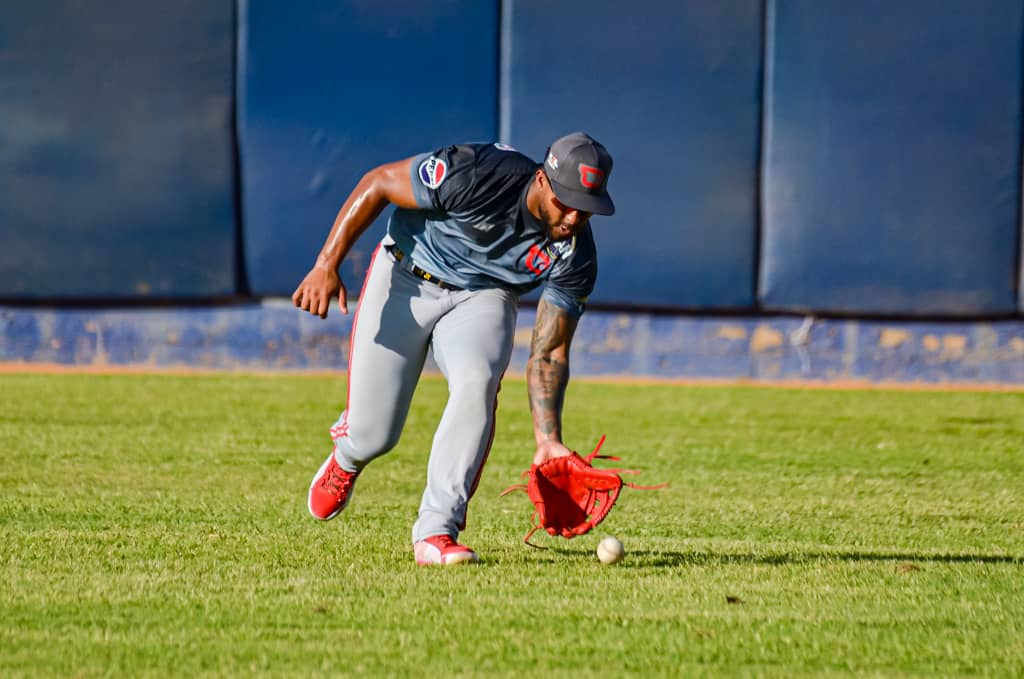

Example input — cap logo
[578,163,604,189]
[418,156,447,189]
[546,152,559,171]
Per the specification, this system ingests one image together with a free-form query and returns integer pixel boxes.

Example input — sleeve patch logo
[548,236,576,259]
[418,156,448,189]
[494,143,516,151]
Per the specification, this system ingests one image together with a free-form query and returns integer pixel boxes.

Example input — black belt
[389,245,463,291]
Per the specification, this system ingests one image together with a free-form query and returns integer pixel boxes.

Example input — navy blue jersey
[386,143,598,316]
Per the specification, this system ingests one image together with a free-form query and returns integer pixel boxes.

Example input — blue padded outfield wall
[2,1,1024,382]
[1,0,1022,315]
[0,0,237,298]
[238,0,498,296]
[503,0,764,309]
[761,0,1024,316]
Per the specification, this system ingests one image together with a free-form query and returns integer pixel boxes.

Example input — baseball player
[292,132,615,565]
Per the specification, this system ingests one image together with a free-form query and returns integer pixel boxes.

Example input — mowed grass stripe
[1,373,1021,676]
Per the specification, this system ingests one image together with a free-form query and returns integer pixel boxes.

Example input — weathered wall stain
[750,326,784,353]
[879,329,911,348]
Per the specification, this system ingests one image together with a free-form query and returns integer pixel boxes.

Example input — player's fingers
[300,289,317,314]
[339,286,349,314]
[316,295,329,319]
[291,287,303,307]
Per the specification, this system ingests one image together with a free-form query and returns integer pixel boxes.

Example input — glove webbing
[581,435,670,491]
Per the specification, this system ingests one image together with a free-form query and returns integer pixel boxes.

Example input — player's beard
[539,201,578,242]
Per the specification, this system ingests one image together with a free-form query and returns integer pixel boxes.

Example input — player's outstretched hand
[533,439,574,466]
[292,264,348,318]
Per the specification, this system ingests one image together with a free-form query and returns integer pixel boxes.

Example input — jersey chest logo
[418,156,448,189]
[525,244,552,275]
[524,237,575,276]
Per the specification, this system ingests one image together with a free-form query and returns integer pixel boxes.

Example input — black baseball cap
[542,132,615,216]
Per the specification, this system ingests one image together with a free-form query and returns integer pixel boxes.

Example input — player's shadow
[538,547,1022,568]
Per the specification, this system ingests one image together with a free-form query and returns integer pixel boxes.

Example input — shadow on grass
[532,547,1023,568]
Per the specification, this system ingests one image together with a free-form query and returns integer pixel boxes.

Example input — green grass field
[2,373,1022,677]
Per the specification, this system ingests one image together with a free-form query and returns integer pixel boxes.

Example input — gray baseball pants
[330,240,518,543]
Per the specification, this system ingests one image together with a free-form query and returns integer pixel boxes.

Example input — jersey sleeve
[408,144,537,216]
[541,226,599,317]
[408,146,472,212]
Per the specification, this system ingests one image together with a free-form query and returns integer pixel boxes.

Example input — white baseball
[596,536,625,565]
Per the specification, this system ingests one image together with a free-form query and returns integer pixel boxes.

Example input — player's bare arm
[527,297,580,464]
[292,158,419,318]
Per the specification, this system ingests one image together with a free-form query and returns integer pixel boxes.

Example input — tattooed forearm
[527,299,579,443]
[528,354,567,439]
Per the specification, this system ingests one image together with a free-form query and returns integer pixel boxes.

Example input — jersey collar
[519,179,546,237]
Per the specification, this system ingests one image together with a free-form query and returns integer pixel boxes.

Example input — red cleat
[308,450,359,520]
[414,535,479,566]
